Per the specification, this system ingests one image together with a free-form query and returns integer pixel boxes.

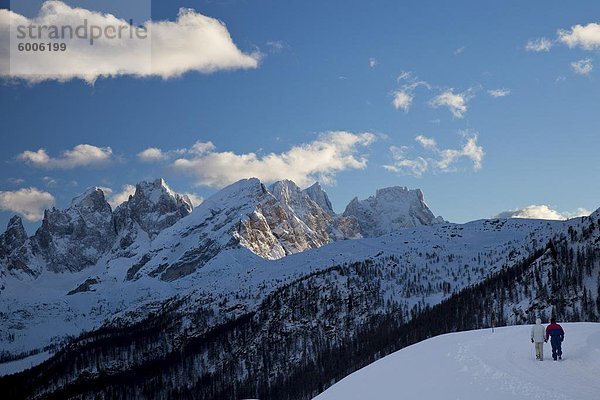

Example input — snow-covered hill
[315,323,600,400]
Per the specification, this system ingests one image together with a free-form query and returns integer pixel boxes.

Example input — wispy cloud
[392,90,413,112]
[266,40,285,53]
[453,46,465,55]
[169,131,376,188]
[429,88,475,118]
[571,59,593,75]
[383,146,428,176]
[0,187,55,221]
[494,205,591,220]
[384,133,484,176]
[0,2,260,84]
[435,134,484,171]
[525,37,553,52]
[487,88,511,98]
[391,71,430,112]
[18,144,113,169]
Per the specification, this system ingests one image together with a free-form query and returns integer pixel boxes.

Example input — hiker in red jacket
[545,317,565,361]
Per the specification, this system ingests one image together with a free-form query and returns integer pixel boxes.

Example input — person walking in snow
[530,318,545,361]
[545,317,565,361]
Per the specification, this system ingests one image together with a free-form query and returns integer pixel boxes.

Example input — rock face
[0,180,195,277]
[132,178,339,281]
[303,182,335,215]
[343,186,444,237]
[0,216,37,275]
[112,179,193,255]
[32,188,115,272]
[267,180,332,254]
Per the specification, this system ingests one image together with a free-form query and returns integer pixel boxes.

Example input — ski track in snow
[315,323,600,400]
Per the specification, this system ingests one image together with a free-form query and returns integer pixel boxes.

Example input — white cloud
[558,23,600,50]
[525,37,553,52]
[392,90,413,112]
[0,2,260,84]
[101,184,136,209]
[391,71,430,112]
[495,205,591,220]
[384,133,484,176]
[138,147,168,162]
[189,141,216,155]
[435,134,484,171]
[571,59,593,75]
[137,141,216,164]
[488,88,511,98]
[369,57,378,68]
[0,187,55,221]
[383,146,428,177]
[183,193,203,207]
[429,89,473,118]
[18,144,113,169]
[170,131,376,188]
[414,135,437,150]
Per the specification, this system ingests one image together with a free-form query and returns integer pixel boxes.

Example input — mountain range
[0,178,598,400]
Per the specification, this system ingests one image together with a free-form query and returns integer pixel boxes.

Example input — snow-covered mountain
[0,178,597,400]
[343,186,445,237]
[315,323,600,400]
[2,178,436,284]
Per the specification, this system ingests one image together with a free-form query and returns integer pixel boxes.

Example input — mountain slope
[315,323,600,400]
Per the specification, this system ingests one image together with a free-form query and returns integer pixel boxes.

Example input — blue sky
[1,0,599,233]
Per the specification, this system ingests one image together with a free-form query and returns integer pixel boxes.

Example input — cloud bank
[0,1,260,83]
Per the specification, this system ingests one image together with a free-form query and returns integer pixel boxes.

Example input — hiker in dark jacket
[545,317,565,361]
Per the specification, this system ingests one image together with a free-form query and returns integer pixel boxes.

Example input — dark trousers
[550,336,562,359]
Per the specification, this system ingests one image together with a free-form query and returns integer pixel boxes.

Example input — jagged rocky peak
[342,186,444,237]
[71,187,113,215]
[113,178,193,240]
[0,216,28,254]
[34,187,115,272]
[303,182,335,215]
[0,216,38,276]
